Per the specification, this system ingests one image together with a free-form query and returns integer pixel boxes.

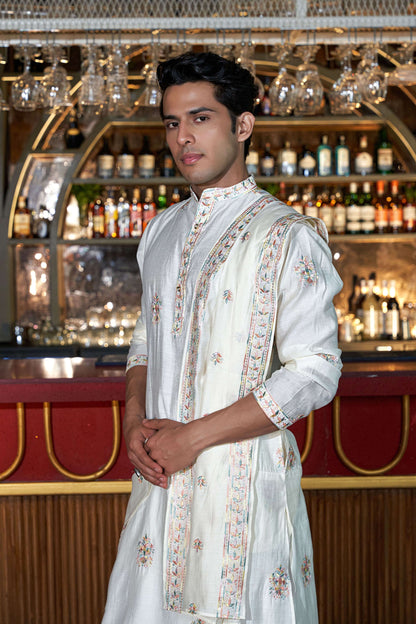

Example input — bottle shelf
[72,173,416,188]
[9,233,416,245]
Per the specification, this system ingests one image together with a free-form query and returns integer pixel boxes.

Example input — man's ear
[236,112,255,143]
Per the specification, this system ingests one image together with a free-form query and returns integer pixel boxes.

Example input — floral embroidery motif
[210,352,223,365]
[151,293,162,324]
[275,448,285,471]
[196,475,207,489]
[223,289,233,303]
[126,353,148,371]
[317,353,342,370]
[287,445,296,470]
[192,538,203,552]
[188,603,198,614]
[136,535,155,568]
[301,556,312,586]
[191,620,206,624]
[269,566,290,599]
[294,255,318,286]
[241,231,251,242]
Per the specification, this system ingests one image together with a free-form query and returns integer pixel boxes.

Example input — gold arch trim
[333,395,410,476]
[300,411,314,464]
[0,402,26,481]
[43,400,121,481]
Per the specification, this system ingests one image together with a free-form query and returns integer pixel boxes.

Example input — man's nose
[176,123,194,145]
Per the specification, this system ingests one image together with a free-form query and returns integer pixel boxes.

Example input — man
[102,51,342,624]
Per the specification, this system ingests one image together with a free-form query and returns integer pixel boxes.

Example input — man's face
[162,81,249,197]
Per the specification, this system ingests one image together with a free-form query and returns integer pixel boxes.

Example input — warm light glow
[34,252,43,261]
[41,261,48,269]
[333,252,340,261]
[29,270,37,296]
[104,301,114,311]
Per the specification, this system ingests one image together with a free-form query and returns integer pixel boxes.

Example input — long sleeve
[126,236,148,372]
[253,220,343,429]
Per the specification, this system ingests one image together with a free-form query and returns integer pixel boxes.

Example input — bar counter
[0,355,415,488]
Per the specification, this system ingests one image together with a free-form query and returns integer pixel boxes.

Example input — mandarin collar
[190,176,257,206]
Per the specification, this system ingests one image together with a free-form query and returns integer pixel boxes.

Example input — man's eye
[165,121,178,129]
[195,115,209,122]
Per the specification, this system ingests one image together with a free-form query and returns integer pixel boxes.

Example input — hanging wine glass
[235,42,264,106]
[134,43,162,114]
[357,44,387,104]
[0,46,9,111]
[294,45,324,116]
[269,43,298,116]
[388,43,416,86]
[41,45,72,111]
[11,46,46,111]
[329,45,362,114]
[106,44,131,117]
[79,45,106,117]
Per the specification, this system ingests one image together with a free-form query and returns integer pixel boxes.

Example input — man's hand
[142,419,200,476]
[124,416,169,488]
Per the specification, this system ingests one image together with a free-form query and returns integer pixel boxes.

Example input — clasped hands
[125,417,200,489]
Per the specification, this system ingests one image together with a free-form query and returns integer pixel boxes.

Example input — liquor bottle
[388,180,403,233]
[362,277,381,339]
[359,181,375,234]
[302,185,318,218]
[158,143,175,177]
[129,188,143,238]
[64,109,84,149]
[92,196,105,238]
[117,137,135,178]
[279,141,297,176]
[260,142,275,176]
[298,146,316,177]
[347,274,361,316]
[318,187,333,233]
[345,182,360,235]
[403,184,416,232]
[157,184,168,212]
[334,135,350,176]
[170,187,181,205]
[260,78,272,116]
[355,134,373,175]
[379,279,389,339]
[385,280,401,340]
[97,137,115,179]
[356,278,368,322]
[13,196,32,238]
[138,136,155,178]
[142,187,157,231]
[373,180,388,234]
[376,127,393,174]
[317,135,332,177]
[246,147,259,176]
[32,205,51,239]
[117,193,131,238]
[288,185,303,214]
[332,187,346,234]
[104,190,118,239]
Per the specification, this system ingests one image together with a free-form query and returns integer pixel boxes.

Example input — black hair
[157,51,258,157]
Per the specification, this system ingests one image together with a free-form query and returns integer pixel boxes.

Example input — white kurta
[102,176,343,624]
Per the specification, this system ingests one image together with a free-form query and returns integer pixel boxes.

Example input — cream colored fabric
[102,177,342,623]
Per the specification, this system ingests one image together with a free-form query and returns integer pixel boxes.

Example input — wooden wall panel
[0,489,415,624]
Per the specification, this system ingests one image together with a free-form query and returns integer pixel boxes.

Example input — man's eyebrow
[162,106,216,120]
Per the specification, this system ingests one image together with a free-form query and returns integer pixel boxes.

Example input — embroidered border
[126,353,148,372]
[317,352,342,370]
[165,193,275,614]
[252,383,293,429]
[216,212,305,618]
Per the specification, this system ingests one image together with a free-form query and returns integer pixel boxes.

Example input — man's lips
[181,153,202,165]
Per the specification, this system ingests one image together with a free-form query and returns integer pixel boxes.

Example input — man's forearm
[189,392,277,455]
[124,365,147,427]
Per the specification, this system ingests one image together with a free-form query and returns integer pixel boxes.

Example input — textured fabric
[103,177,343,624]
